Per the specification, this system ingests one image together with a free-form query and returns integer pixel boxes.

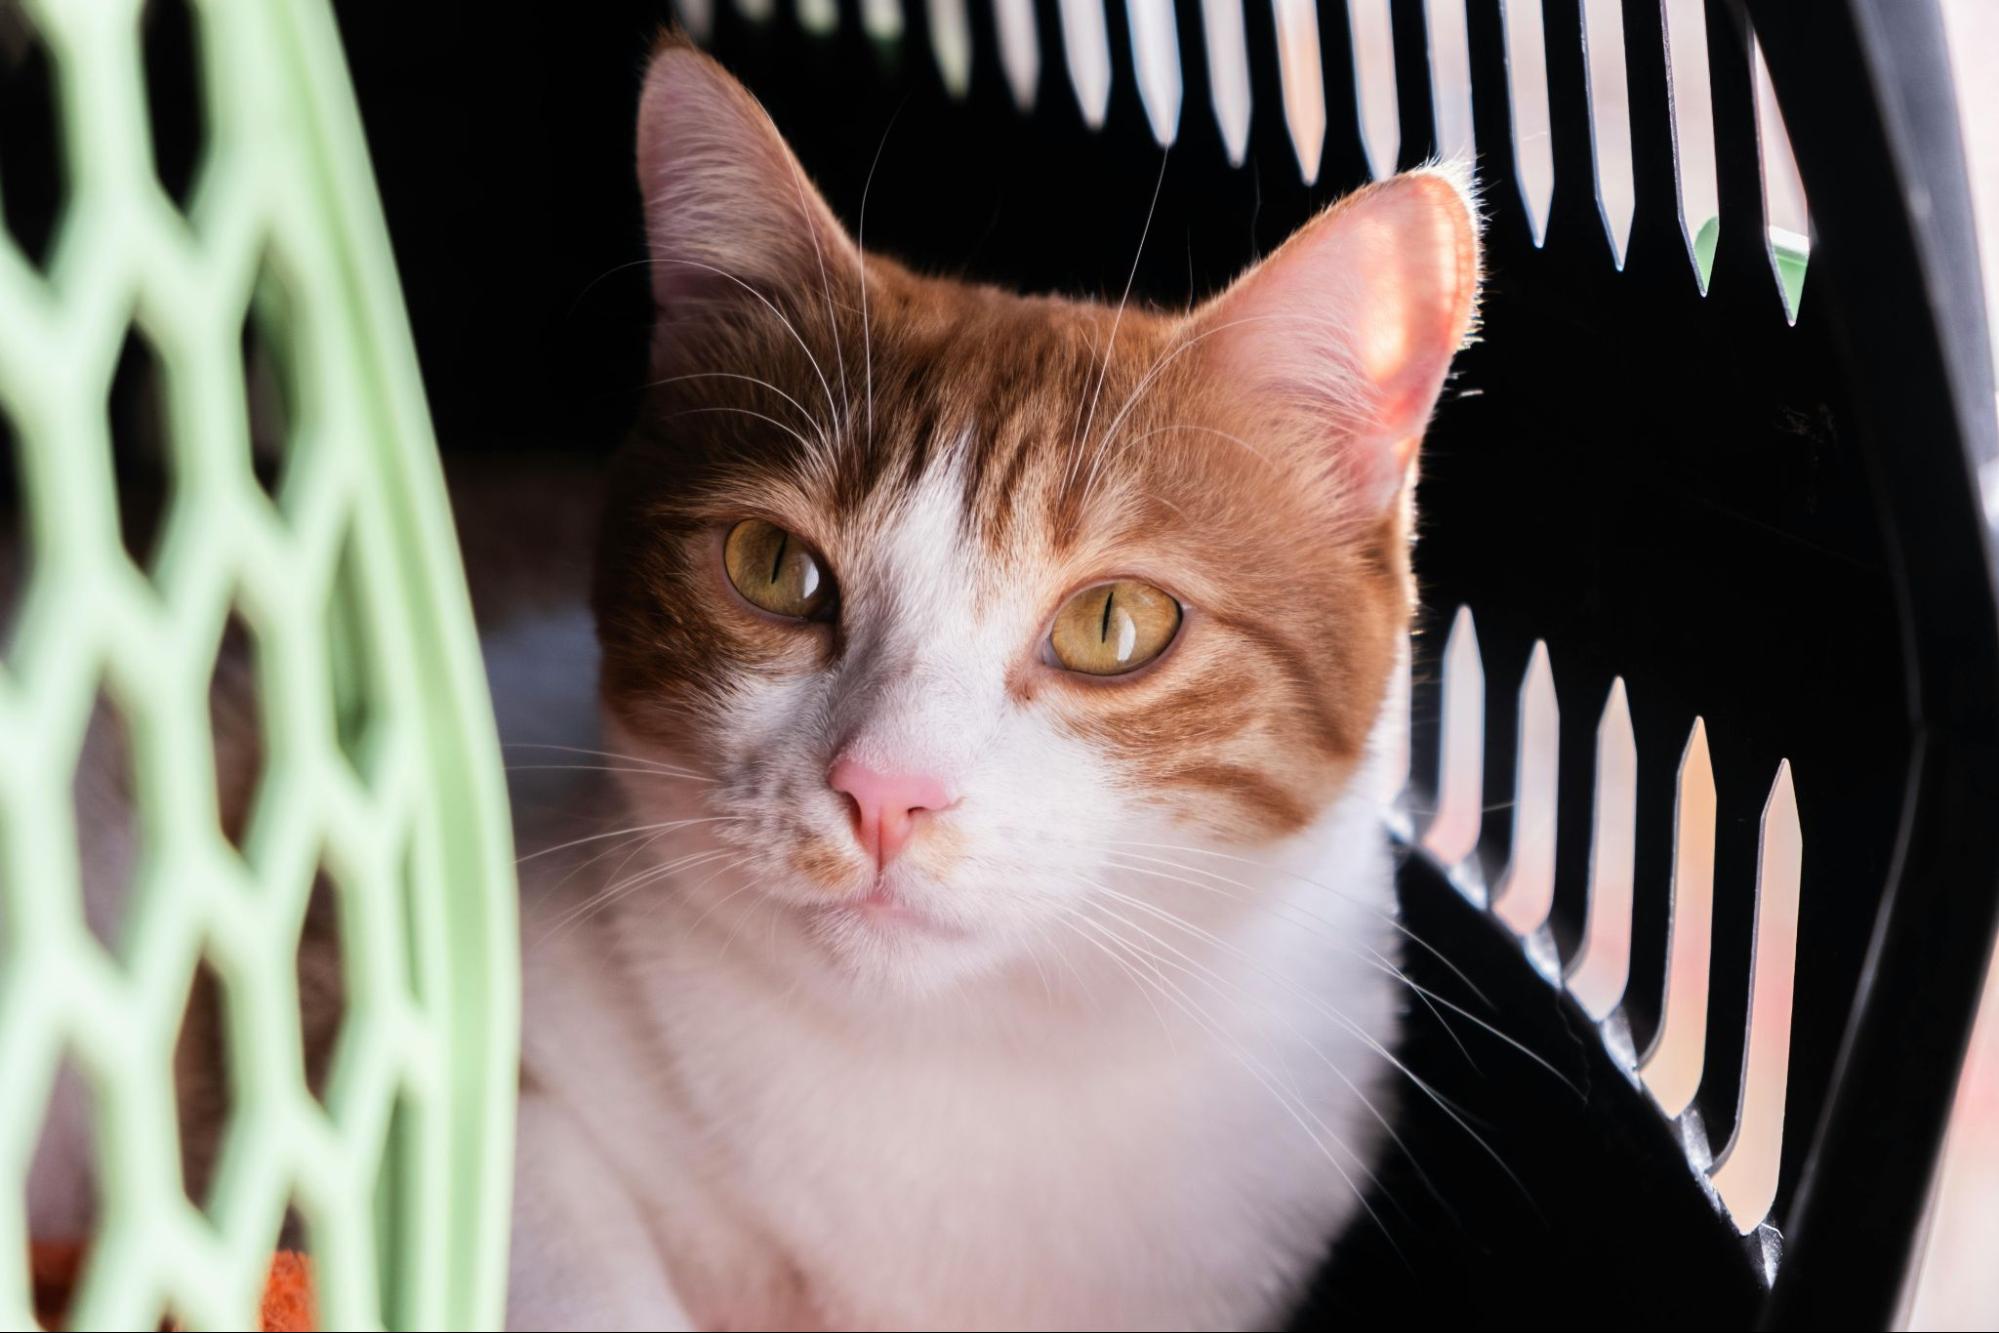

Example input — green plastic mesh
[0,0,518,1327]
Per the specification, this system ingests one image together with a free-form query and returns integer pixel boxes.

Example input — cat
[503,31,1481,1333]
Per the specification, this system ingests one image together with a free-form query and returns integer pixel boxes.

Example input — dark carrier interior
[330,2,1999,1326]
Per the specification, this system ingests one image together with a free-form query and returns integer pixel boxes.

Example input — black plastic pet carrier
[338,0,1999,1326]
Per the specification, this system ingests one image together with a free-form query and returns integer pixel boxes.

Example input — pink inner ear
[635,45,859,316]
[1199,171,1481,513]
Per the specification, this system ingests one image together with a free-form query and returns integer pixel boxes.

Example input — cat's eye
[724,519,835,620]
[1049,580,1182,676]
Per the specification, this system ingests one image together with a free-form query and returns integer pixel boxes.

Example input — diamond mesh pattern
[0,0,517,1327]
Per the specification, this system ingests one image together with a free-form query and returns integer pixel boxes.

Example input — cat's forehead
[667,262,1370,619]
[804,276,1200,559]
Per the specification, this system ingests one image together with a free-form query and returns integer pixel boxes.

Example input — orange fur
[597,41,1479,845]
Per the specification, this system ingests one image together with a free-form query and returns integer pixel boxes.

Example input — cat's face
[593,38,1478,994]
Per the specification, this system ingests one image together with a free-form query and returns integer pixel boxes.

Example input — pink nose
[828,758,954,869]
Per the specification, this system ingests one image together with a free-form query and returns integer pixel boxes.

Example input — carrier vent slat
[1582,0,1636,263]
[1197,0,1253,164]
[861,0,907,39]
[764,0,1809,317]
[1389,649,1414,804]
[1700,0,1786,319]
[1271,0,1329,182]
[1463,0,1534,253]
[1541,0,1608,259]
[800,0,840,35]
[1505,0,1555,242]
[1664,0,1720,287]
[1312,1,1372,201]
[677,0,718,41]
[994,0,1042,109]
[1710,760,1802,1235]
[1405,612,1802,1240]
[1057,0,1116,126]
[1619,0,1699,284]
[1427,0,1475,163]
[1569,677,1637,1020]
[928,0,975,95]
[1492,640,1560,960]
[1419,604,1484,875]
[1387,0,1436,170]
[1125,0,1185,145]
[1347,0,1398,180]
[1639,716,1715,1119]
[1749,39,1808,321]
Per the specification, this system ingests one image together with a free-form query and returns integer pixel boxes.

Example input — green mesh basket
[0,0,518,1327]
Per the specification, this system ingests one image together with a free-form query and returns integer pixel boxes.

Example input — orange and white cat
[506,35,1480,1332]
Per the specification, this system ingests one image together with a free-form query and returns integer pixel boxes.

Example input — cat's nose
[828,758,954,869]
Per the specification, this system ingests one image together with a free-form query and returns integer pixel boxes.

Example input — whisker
[1100,852,1487,1074]
[506,764,717,783]
[856,99,908,452]
[1081,893,1502,1228]
[648,255,842,425]
[1070,148,1171,497]
[503,742,715,779]
[685,874,761,941]
[1080,883,1452,1214]
[1067,912,1399,1253]
[1098,857,1500,1082]
[1084,909,1423,1218]
[1100,850,1459,999]
[1395,798,1519,817]
[663,405,821,459]
[1084,421,1278,506]
[1050,912,1182,1056]
[637,370,828,438]
[1089,867,1554,1208]
[535,846,738,944]
[517,816,744,865]
[556,820,681,898]
[1101,840,1494,1009]
[1030,919,1103,1016]
[1020,921,1058,1007]
[779,129,851,434]
[720,865,785,963]
[1089,311,1369,477]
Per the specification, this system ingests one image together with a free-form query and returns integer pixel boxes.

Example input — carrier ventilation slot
[1502,0,1555,243]
[1127,0,1183,146]
[1414,606,1803,1246]
[1348,0,1396,180]
[683,0,1812,316]
[1057,0,1115,127]
[995,0,1040,110]
[930,0,974,96]
[1271,0,1328,183]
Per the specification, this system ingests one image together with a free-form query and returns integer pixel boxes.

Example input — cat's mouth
[820,882,967,941]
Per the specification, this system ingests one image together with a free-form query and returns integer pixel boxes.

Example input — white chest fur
[509,789,1401,1332]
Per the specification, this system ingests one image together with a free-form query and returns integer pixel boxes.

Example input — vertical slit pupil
[768,530,788,585]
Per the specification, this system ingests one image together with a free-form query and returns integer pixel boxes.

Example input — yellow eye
[724,519,835,620]
[1049,580,1182,676]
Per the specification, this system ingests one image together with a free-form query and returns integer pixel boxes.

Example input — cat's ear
[1193,167,1481,514]
[635,32,859,319]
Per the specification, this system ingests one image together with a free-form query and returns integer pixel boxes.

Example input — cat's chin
[822,889,970,942]
[795,893,1017,997]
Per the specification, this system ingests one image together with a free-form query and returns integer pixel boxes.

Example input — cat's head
[593,37,1479,995]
